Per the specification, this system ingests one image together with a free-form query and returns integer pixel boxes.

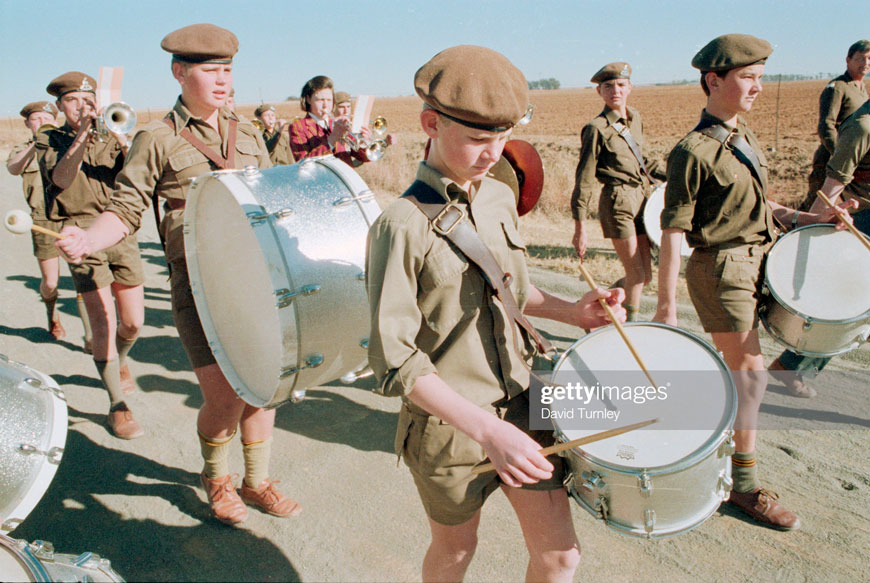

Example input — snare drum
[759,224,870,356]
[184,156,381,408]
[642,183,692,257]
[0,355,67,535]
[550,323,736,538]
[1,535,124,582]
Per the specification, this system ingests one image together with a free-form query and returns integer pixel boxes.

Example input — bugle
[91,102,137,141]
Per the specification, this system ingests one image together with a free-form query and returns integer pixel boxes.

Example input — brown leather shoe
[49,320,66,340]
[769,358,817,398]
[200,472,248,525]
[119,364,136,395]
[107,403,144,440]
[240,478,302,518]
[728,488,801,530]
[83,339,93,355]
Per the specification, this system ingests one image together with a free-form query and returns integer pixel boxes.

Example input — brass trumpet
[251,118,266,132]
[91,102,137,141]
[345,116,390,161]
[36,123,58,135]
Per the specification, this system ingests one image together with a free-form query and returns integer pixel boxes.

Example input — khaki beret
[46,72,96,97]
[591,62,632,84]
[415,45,530,132]
[161,23,238,64]
[692,34,772,72]
[20,101,58,118]
[334,91,351,105]
[254,104,275,117]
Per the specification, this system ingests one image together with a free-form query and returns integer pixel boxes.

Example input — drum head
[0,356,67,534]
[550,323,735,471]
[643,183,692,257]
[0,535,40,582]
[766,224,870,321]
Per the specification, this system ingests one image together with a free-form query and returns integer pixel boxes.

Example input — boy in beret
[255,103,295,165]
[571,62,666,321]
[366,45,624,581]
[36,72,146,440]
[57,23,300,526]
[653,34,855,531]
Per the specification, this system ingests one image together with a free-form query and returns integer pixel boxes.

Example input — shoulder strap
[611,120,649,177]
[694,118,765,185]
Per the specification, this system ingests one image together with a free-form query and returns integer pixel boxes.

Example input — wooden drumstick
[4,209,66,240]
[815,190,870,253]
[577,261,658,388]
[472,418,659,474]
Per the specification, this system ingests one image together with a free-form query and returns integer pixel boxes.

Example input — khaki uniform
[366,162,562,526]
[805,73,869,204]
[662,110,776,333]
[827,100,870,208]
[107,98,271,368]
[571,106,665,238]
[263,128,295,166]
[7,139,62,259]
[35,124,144,292]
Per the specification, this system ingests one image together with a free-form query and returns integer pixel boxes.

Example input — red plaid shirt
[289,114,367,167]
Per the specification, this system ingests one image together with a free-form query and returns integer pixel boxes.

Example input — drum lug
[357,272,366,281]
[18,443,64,465]
[280,354,324,378]
[594,495,609,521]
[247,208,294,225]
[333,190,375,207]
[340,365,375,384]
[24,376,66,401]
[275,284,321,308]
[29,539,55,560]
[719,433,736,458]
[242,165,261,179]
[717,470,734,498]
[581,470,605,492]
[638,471,653,498]
[2,518,23,532]
[289,389,307,403]
[803,319,814,331]
[359,338,369,349]
[562,471,575,489]
[643,509,656,536]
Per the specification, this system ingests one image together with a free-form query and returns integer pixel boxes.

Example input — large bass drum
[642,183,692,257]
[759,224,870,356]
[184,157,381,408]
[550,323,735,539]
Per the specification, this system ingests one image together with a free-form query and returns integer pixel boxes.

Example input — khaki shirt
[366,162,532,413]
[263,128,295,166]
[35,124,124,224]
[661,110,775,248]
[7,139,47,219]
[817,72,868,155]
[570,106,666,220]
[107,97,271,264]
[827,100,870,209]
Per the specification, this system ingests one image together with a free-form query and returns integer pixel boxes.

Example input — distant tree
[528,78,561,90]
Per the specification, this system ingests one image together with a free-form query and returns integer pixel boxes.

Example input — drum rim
[551,322,737,475]
[0,534,52,582]
[763,224,870,325]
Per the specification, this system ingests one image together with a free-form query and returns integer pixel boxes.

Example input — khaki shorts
[598,184,647,239]
[686,244,765,333]
[31,218,63,260]
[397,391,566,526]
[69,233,144,293]
[168,256,217,370]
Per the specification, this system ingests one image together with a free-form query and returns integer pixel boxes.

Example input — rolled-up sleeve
[570,123,601,220]
[365,214,436,397]
[661,144,701,231]
[107,130,162,234]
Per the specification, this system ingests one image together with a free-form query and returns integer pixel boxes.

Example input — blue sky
[1,0,867,115]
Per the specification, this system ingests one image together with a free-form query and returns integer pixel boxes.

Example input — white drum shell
[183,157,381,408]
[759,224,870,357]
[642,183,692,257]
[551,323,735,538]
[0,355,67,535]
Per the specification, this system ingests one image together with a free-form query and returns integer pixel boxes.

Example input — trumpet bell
[366,140,386,162]
[103,102,137,135]
[371,116,387,137]
[251,119,266,132]
[36,123,58,134]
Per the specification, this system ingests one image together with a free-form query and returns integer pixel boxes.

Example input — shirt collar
[416,161,477,204]
[308,112,329,130]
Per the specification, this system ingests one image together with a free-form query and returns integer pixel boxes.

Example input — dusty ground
[1,79,869,583]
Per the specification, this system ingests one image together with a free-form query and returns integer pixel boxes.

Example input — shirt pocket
[417,244,480,333]
[167,149,207,194]
[235,139,262,163]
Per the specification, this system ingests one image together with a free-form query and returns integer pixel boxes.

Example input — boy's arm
[523,285,625,328]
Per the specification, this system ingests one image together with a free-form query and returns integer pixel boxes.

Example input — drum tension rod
[280,354,324,378]
[18,443,64,465]
[333,190,376,207]
[275,284,321,308]
[247,208,294,225]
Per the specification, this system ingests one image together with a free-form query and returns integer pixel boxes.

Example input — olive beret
[692,34,772,72]
[591,62,632,84]
[46,72,97,97]
[161,23,238,64]
[20,101,58,118]
[333,91,351,105]
[414,45,530,132]
[254,104,275,117]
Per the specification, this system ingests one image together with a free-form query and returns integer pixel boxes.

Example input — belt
[164,198,186,211]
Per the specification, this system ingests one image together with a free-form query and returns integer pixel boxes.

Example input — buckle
[432,204,465,236]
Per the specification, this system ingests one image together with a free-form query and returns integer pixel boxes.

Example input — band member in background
[288,75,369,166]
[654,34,855,531]
[6,101,92,348]
[56,24,301,526]
[254,103,295,165]
[571,62,666,321]
[35,72,145,440]
[770,39,870,397]
[366,45,624,581]
[333,90,398,153]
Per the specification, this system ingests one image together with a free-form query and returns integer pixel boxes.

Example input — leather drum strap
[695,120,765,185]
[611,120,649,178]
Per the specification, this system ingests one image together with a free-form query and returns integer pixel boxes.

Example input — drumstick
[577,261,658,388]
[4,209,66,240]
[472,418,659,474]
[815,190,870,253]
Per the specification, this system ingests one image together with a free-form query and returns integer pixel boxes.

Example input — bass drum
[1,535,124,582]
[551,323,736,539]
[184,156,381,408]
[759,223,870,356]
[0,355,66,535]
[642,183,692,257]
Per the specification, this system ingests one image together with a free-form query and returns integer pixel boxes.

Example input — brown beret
[591,62,632,84]
[254,104,275,117]
[161,23,238,63]
[415,45,530,132]
[692,34,772,72]
[46,72,97,97]
[20,101,58,118]
[333,91,351,105]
